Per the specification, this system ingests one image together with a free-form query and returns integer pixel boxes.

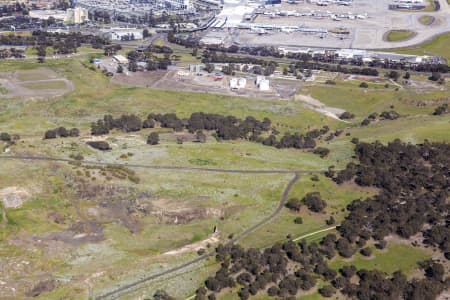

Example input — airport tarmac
[222,0,450,49]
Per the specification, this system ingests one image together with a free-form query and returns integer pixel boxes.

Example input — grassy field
[21,80,68,90]
[390,32,450,61]
[330,243,431,274]
[0,51,449,299]
[385,30,416,42]
[0,58,340,136]
[239,174,375,249]
[298,82,444,121]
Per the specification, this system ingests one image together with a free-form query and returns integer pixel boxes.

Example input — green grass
[330,244,430,274]
[239,175,373,249]
[0,84,8,94]
[389,32,450,61]
[418,15,434,25]
[0,58,340,136]
[298,83,441,121]
[21,80,67,90]
[385,30,416,42]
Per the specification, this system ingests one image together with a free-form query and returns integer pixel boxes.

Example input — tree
[117,65,123,73]
[44,129,57,139]
[205,63,215,73]
[147,132,159,145]
[153,289,174,300]
[86,141,111,151]
[318,285,335,297]
[387,70,400,81]
[0,132,11,142]
[286,198,302,212]
[302,192,327,213]
[403,72,410,79]
[428,72,441,81]
[359,82,368,88]
[143,28,150,38]
[69,128,80,137]
[360,247,372,257]
[128,60,138,72]
[294,217,303,224]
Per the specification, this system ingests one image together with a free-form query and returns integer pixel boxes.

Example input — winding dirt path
[94,173,301,300]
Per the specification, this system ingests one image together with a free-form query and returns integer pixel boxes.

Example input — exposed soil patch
[346,75,387,83]
[163,233,220,256]
[112,69,301,100]
[45,220,104,245]
[149,198,224,225]
[0,68,73,99]
[0,186,31,208]
[25,279,56,297]
[295,94,348,121]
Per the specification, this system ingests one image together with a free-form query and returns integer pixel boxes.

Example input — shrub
[147,132,159,145]
[286,198,302,212]
[86,141,111,151]
[294,217,303,224]
[0,132,11,142]
[359,82,369,88]
[69,128,80,137]
[44,129,57,139]
[339,111,355,120]
[318,285,336,297]
[313,147,330,158]
[360,247,372,257]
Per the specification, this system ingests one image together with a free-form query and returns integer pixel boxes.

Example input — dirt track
[0,155,325,174]
[94,173,301,300]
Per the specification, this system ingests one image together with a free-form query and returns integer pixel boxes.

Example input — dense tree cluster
[332,140,449,257]
[90,112,326,150]
[192,139,450,299]
[0,31,109,58]
[0,3,28,17]
[198,237,448,300]
[361,110,400,126]
[126,50,172,71]
[44,127,79,139]
[0,47,24,59]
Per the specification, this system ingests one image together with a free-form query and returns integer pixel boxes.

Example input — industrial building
[65,7,89,24]
[255,75,269,91]
[103,28,144,41]
[189,64,203,73]
[113,55,129,64]
[29,10,67,21]
[229,77,247,89]
[28,7,88,23]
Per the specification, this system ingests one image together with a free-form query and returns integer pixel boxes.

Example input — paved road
[94,173,300,300]
[0,155,324,174]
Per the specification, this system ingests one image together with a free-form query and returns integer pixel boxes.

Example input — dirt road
[94,173,300,300]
